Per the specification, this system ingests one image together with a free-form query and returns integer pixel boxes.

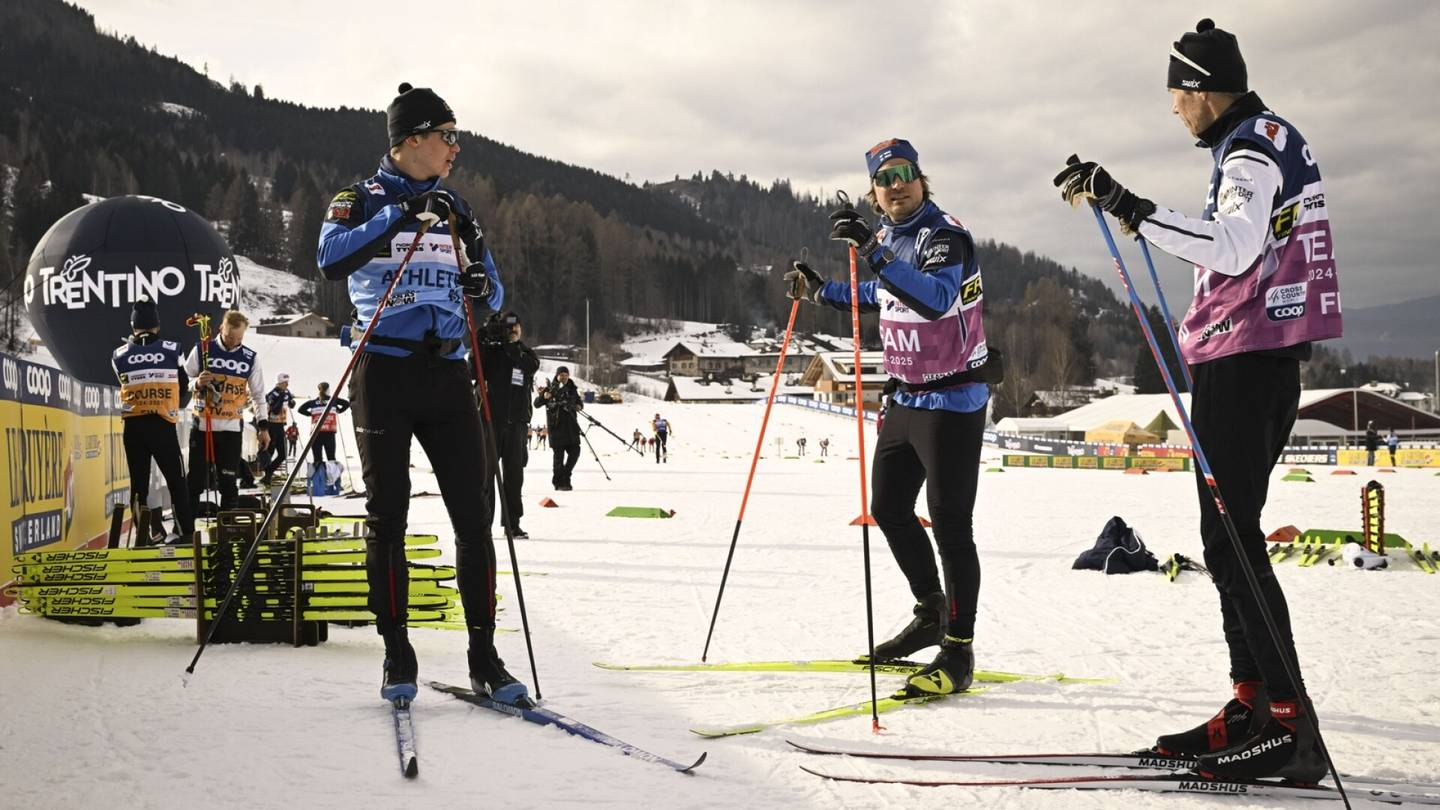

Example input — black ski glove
[458,262,492,300]
[398,189,456,226]
[1053,155,1156,236]
[783,261,825,303]
[828,207,881,260]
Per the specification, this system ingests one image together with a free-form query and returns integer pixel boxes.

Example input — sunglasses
[421,129,461,146]
[872,163,919,187]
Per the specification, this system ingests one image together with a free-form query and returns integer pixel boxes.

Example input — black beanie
[131,295,160,331]
[387,82,456,147]
[1167,19,1247,94]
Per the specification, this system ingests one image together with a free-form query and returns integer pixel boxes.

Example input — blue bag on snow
[1072,516,1159,574]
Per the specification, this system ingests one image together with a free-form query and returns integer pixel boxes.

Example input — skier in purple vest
[1054,19,1342,783]
[787,138,1000,699]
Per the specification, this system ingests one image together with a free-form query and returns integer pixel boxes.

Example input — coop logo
[126,352,167,365]
[1,357,17,394]
[26,365,54,401]
[25,253,240,310]
[207,357,252,375]
[1265,282,1307,322]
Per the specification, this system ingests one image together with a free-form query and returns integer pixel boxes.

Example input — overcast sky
[79,1,1440,312]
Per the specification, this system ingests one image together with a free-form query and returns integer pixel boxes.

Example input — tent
[1084,420,1160,446]
[1144,410,1180,437]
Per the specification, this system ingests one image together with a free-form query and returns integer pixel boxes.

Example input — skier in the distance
[652,413,670,463]
[317,82,520,706]
[1054,19,1343,782]
[785,138,999,698]
[297,381,350,466]
[259,373,295,485]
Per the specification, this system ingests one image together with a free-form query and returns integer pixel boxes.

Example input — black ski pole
[184,217,437,681]
[1081,185,1350,808]
[453,216,542,700]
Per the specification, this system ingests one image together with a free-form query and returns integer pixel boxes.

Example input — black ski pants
[551,442,580,488]
[311,432,337,465]
[187,423,242,512]
[1191,353,1305,700]
[262,423,287,475]
[351,351,497,658]
[484,422,529,532]
[870,402,986,640]
[123,414,193,538]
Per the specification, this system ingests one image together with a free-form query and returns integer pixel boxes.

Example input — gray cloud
[82,1,1440,311]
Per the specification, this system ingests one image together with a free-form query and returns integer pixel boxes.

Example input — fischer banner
[1,351,129,606]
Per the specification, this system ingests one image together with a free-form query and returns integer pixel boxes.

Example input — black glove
[828,207,881,259]
[398,189,456,225]
[1053,155,1155,236]
[458,262,492,300]
[456,217,485,263]
[783,261,824,303]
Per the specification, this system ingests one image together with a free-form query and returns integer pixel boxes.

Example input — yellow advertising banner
[1337,448,1440,468]
[2,352,129,606]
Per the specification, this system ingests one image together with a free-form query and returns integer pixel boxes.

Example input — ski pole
[1081,191,1350,807]
[185,217,438,680]
[843,229,882,734]
[186,314,218,510]
[700,287,801,662]
[1135,237,1194,392]
[453,216,542,700]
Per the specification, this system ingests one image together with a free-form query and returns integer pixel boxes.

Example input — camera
[484,311,520,345]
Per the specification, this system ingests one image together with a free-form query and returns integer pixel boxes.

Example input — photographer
[478,311,539,538]
[533,366,583,491]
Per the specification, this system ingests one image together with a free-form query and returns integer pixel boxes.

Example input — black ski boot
[469,646,531,707]
[902,635,974,697]
[871,592,947,662]
[1154,680,1268,756]
[1197,699,1326,783]
[380,631,417,703]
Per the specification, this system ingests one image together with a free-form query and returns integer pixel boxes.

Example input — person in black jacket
[478,311,540,538]
[534,366,583,491]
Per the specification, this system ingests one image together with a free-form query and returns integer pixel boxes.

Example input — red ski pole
[700,291,801,661]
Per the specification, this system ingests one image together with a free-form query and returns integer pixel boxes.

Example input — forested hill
[2,0,1165,415]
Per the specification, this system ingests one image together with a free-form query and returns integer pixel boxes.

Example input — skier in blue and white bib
[317,83,522,706]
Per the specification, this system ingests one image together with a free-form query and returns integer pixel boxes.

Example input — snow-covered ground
[3,335,1438,809]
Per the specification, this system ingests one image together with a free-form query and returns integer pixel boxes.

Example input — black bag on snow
[1072,516,1159,574]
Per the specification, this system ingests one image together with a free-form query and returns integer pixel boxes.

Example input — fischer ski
[428,681,705,773]
[594,659,1107,684]
[689,687,989,738]
[392,697,419,778]
[799,766,1440,804]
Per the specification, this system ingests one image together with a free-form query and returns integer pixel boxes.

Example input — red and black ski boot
[1154,680,1268,755]
[1197,698,1326,783]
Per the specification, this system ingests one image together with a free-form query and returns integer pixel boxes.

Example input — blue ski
[428,681,705,774]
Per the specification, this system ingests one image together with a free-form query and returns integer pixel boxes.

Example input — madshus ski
[799,766,1440,804]
[690,688,989,738]
[428,681,705,774]
[392,697,418,778]
[786,740,1440,793]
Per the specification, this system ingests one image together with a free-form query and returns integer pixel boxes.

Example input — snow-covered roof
[800,352,888,386]
[667,375,812,402]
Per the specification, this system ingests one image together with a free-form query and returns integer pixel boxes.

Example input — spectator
[535,367,583,490]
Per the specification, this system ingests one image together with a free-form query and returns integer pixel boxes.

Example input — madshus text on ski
[85,17,1436,805]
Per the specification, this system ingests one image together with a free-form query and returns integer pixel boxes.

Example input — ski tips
[680,752,708,774]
